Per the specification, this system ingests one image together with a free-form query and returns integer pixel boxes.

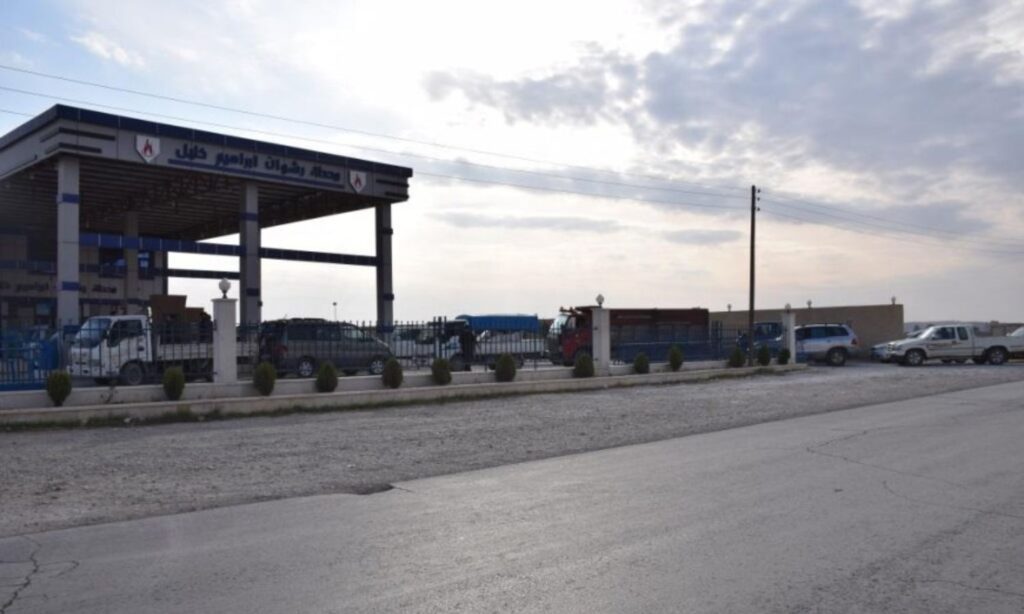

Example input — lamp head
[218,278,231,299]
[596,293,605,307]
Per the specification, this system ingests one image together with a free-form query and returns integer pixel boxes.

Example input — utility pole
[748,185,759,366]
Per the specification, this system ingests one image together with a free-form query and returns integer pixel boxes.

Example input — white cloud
[71,31,145,68]
[30,0,1024,322]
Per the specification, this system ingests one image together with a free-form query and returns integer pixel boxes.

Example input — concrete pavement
[2,381,1023,612]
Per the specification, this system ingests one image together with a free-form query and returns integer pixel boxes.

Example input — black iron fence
[3,316,784,391]
[242,317,551,379]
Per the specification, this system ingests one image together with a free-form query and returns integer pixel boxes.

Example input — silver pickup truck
[886,324,1024,366]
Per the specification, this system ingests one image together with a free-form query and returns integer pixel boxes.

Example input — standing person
[458,326,476,371]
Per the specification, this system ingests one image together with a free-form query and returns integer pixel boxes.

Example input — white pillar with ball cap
[239,182,261,325]
[591,305,611,376]
[782,310,797,358]
[212,279,238,383]
[56,156,81,329]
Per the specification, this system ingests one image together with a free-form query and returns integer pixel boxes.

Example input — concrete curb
[0,364,806,427]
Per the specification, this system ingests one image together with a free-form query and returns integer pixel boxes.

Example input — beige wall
[711,303,905,353]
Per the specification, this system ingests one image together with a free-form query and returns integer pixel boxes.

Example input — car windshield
[550,313,570,334]
[72,318,111,348]
[1011,326,1024,337]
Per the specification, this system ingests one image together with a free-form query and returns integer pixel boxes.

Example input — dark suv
[258,318,392,378]
[794,324,859,366]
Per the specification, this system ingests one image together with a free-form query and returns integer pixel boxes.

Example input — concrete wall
[712,303,905,353]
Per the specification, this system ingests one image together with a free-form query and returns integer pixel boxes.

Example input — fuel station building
[0,105,412,330]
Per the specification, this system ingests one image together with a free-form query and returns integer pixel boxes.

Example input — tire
[368,356,387,376]
[119,361,145,386]
[826,347,847,367]
[296,356,316,379]
[986,347,1008,366]
[904,349,926,367]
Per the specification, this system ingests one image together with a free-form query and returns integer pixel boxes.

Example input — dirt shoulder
[2,362,1024,537]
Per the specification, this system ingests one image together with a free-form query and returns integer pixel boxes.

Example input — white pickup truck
[67,315,253,385]
[885,323,1024,366]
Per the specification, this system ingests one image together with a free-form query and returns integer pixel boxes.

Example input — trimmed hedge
[494,353,517,382]
[315,361,339,393]
[162,366,185,401]
[382,358,403,389]
[46,370,72,407]
[431,358,452,386]
[777,348,791,365]
[668,345,684,372]
[573,352,595,378]
[633,353,650,374]
[756,345,772,367]
[253,361,277,396]
[727,346,746,368]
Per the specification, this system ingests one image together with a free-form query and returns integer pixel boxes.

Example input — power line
[764,197,1024,251]
[0,63,749,197]
[0,84,747,202]
[761,208,1024,256]
[763,194,1023,248]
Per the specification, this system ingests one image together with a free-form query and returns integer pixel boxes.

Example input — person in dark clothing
[458,327,476,371]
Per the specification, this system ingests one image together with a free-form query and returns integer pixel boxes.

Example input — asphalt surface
[4,362,1024,537]
[2,380,1022,613]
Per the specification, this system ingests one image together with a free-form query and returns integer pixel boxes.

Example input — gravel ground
[2,362,1024,537]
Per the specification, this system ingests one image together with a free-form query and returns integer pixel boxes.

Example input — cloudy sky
[1,0,1022,322]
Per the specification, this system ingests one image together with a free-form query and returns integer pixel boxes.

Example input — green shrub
[727,346,747,368]
[494,353,517,382]
[668,345,684,372]
[315,361,338,393]
[573,352,595,378]
[756,345,772,367]
[382,357,403,389]
[431,358,452,386]
[46,370,72,407]
[162,366,185,401]
[253,361,277,396]
[777,348,791,365]
[633,353,650,374]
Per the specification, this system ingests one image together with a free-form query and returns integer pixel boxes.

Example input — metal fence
[0,326,63,391]
[3,316,779,390]
[611,323,747,364]
[241,317,551,379]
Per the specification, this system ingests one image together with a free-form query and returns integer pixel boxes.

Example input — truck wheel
[904,349,925,367]
[296,357,316,379]
[368,356,387,376]
[119,362,145,386]
[826,347,847,367]
[986,347,1008,366]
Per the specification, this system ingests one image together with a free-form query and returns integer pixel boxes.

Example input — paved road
[2,381,1023,613]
